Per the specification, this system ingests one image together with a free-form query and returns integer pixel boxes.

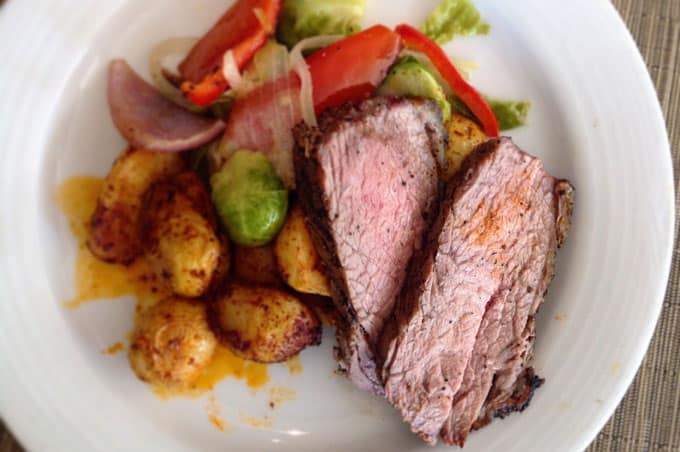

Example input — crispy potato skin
[274,205,331,296]
[445,114,488,180]
[211,284,321,363]
[144,174,223,298]
[88,148,185,263]
[129,297,217,387]
[234,244,281,286]
[171,171,218,229]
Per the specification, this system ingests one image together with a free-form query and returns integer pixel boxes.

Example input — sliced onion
[149,37,199,110]
[289,35,343,127]
[222,50,244,93]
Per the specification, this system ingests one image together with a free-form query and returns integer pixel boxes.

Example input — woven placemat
[586,2,680,451]
[1,1,678,451]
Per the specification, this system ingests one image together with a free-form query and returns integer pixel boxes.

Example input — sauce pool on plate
[54,176,278,398]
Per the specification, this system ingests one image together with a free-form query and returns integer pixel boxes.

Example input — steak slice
[380,137,574,445]
[294,97,447,395]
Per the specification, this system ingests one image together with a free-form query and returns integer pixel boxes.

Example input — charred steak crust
[294,97,448,395]
[381,137,574,446]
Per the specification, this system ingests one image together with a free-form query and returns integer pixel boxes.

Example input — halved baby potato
[233,244,281,286]
[274,204,331,296]
[129,297,217,388]
[88,148,185,263]
[445,114,488,180]
[212,284,321,363]
[143,174,223,298]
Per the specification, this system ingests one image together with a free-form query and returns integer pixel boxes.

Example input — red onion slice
[108,59,225,152]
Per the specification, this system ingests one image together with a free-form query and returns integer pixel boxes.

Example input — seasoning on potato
[274,204,331,296]
[233,244,281,286]
[211,149,288,247]
[88,148,185,263]
[129,297,217,388]
[143,173,223,298]
[211,284,321,363]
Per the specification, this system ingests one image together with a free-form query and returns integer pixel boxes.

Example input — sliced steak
[294,97,447,395]
[380,137,574,445]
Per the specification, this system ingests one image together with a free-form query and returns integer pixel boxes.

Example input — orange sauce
[101,342,125,355]
[54,177,169,309]
[268,386,296,408]
[206,394,230,432]
[193,346,270,394]
[54,176,273,399]
[284,355,303,375]
[240,415,273,429]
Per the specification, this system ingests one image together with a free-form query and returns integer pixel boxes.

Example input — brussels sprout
[211,150,288,247]
[276,0,366,48]
[378,56,452,123]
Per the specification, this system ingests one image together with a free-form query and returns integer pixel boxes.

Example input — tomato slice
[307,25,402,114]
[179,0,280,107]
[395,24,499,137]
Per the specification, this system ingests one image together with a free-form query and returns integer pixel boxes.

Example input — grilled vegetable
[276,0,366,48]
[445,113,487,180]
[274,204,331,296]
[144,174,222,298]
[179,0,281,106]
[108,60,225,152]
[307,24,402,114]
[212,284,321,363]
[88,148,185,264]
[234,244,281,286]
[211,150,288,247]
[129,297,217,387]
[395,24,499,137]
[377,56,451,123]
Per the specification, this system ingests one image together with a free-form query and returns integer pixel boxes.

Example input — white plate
[0,0,673,451]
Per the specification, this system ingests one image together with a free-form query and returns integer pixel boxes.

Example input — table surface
[2,1,679,451]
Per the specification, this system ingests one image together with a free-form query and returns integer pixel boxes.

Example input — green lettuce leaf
[276,0,366,48]
[487,99,531,131]
[450,96,531,131]
[422,0,490,45]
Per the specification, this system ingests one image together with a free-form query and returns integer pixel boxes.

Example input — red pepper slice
[179,0,280,107]
[395,24,499,137]
[306,25,402,114]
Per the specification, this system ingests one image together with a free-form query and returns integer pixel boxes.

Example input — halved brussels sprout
[211,150,288,247]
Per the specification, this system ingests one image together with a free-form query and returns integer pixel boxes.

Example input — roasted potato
[212,284,321,363]
[274,205,331,296]
[88,148,185,263]
[296,292,340,327]
[172,171,218,229]
[445,114,488,180]
[144,176,223,298]
[129,297,217,387]
[233,244,281,286]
